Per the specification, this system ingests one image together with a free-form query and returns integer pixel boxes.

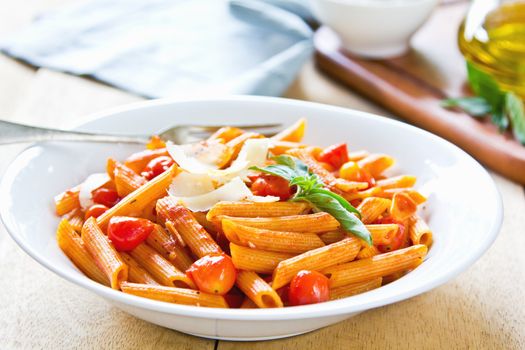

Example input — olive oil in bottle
[458,0,525,99]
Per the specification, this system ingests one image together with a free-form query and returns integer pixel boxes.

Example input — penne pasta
[286,148,340,191]
[120,252,160,285]
[222,219,325,254]
[206,201,310,221]
[366,224,400,245]
[409,215,433,247]
[146,225,194,271]
[323,244,428,288]
[357,197,392,224]
[269,141,306,155]
[376,175,417,190]
[390,192,417,221]
[108,158,147,197]
[330,277,383,300]
[130,243,195,288]
[230,243,294,274]
[272,237,362,289]
[54,187,80,216]
[319,231,346,244]
[356,245,379,259]
[64,208,84,233]
[81,217,128,289]
[236,271,283,308]
[124,148,170,174]
[56,219,109,286]
[357,154,395,178]
[347,150,369,161]
[270,118,306,142]
[342,186,383,201]
[217,212,339,233]
[121,282,228,308]
[157,197,222,258]
[207,126,244,143]
[379,188,426,204]
[96,165,178,231]
[226,132,263,159]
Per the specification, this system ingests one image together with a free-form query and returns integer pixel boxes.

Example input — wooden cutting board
[314,1,525,184]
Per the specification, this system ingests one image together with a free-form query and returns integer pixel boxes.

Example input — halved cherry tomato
[374,216,407,253]
[141,156,174,180]
[251,174,293,201]
[186,254,237,295]
[288,270,330,306]
[317,143,349,169]
[107,216,155,252]
[84,204,108,220]
[92,188,120,208]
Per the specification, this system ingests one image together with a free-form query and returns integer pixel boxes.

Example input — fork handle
[0,120,149,145]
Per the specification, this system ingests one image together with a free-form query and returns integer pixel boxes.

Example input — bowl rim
[0,95,503,321]
[310,0,438,10]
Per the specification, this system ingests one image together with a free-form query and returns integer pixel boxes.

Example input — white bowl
[0,96,502,341]
[310,0,439,58]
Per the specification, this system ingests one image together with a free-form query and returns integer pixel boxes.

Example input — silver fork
[0,119,282,145]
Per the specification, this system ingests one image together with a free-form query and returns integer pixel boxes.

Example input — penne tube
[54,187,80,216]
[108,158,147,197]
[356,245,379,259]
[319,230,346,244]
[269,141,306,155]
[124,148,170,174]
[218,212,340,233]
[96,165,178,231]
[222,219,325,254]
[157,197,222,258]
[378,189,426,204]
[192,211,218,234]
[409,215,433,247]
[120,252,160,285]
[357,197,392,224]
[121,282,228,308]
[64,208,84,233]
[236,271,283,308]
[357,154,395,178]
[230,243,294,274]
[366,224,400,245]
[376,175,417,190]
[206,201,310,221]
[334,179,370,192]
[342,186,383,201]
[130,243,195,288]
[330,277,383,300]
[81,217,128,289]
[323,244,428,288]
[207,126,244,143]
[56,219,109,286]
[390,192,417,221]
[146,225,194,271]
[271,237,361,289]
[271,118,306,142]
[347,150,369,161]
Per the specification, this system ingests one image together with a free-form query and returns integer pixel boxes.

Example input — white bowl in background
[310,0,439,58]
[0,96,502,340]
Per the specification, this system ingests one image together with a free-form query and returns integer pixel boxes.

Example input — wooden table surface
[0,2,524,349]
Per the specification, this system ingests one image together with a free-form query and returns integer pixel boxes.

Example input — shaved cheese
[169,177,278,212]
[166,142,217,174]
[250,195,280,202]
[208,138,270,182]
[78,173,110,210]
[168,172,215,197]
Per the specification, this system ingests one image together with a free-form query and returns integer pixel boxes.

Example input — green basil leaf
[249,165,297,182]
[309,188,361,219]
[505,92,525,145]
[440,97,492,117]
[491,109,509,132]
[296,192,372,245]
[273,155,309,176]
[466,61,504,111]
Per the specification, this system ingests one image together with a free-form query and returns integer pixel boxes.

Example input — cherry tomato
[186,254,237,295]
[92,188,120,208]
[374,216,407,253]
[141,156,174,180]
[84,204,108,220]
[288,270,330,306]
[317,143,349,169]
[251,174,293,200]
[107,216,155,252]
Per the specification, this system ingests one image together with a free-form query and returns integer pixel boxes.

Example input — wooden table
[0,2,523,349]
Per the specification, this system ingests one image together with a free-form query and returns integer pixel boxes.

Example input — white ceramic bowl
[310,0,439,58]
[0,96,502,340]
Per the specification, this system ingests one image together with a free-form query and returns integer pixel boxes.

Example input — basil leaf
[296,192,372,245]
[491,109,509,132]
[309,188,361,219]
[440,97,492,117]
[505,92,525,145]
[273,155,309,176]
[249,165,297,182]
[466,61,504,111]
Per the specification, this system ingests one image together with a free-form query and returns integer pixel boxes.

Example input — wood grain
[0,1,523,349]
[314,2,525,184]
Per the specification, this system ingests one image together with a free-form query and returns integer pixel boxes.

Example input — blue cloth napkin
[0,0,314,98]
